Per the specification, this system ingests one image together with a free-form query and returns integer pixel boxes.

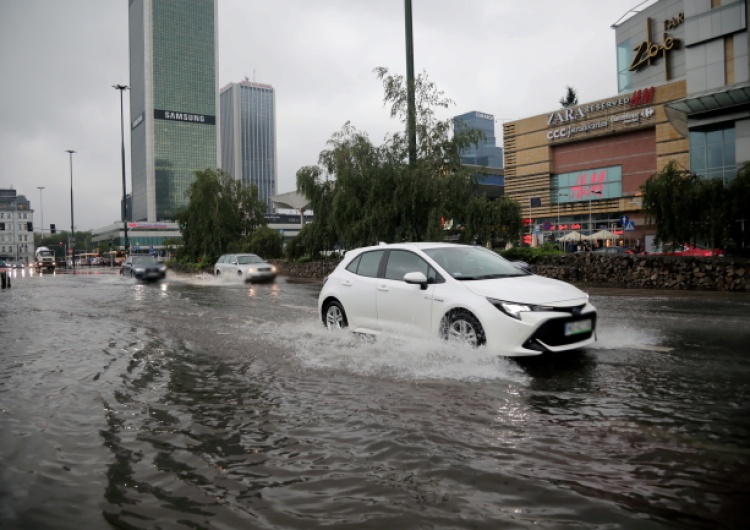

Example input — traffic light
[50,224,56,234]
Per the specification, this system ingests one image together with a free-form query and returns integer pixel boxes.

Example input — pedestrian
[0,258,11,289]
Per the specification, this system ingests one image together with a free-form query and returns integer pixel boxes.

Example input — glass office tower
[220,80,278,212]
[129,0,219,222]
[453,111,504,168]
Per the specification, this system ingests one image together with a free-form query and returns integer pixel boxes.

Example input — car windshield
[237,255,264,264]
[423,246,528,280]
[132,256,158,264]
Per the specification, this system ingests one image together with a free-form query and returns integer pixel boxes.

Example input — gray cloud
[0,0,647,231]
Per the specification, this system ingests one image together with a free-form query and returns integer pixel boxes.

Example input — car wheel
[440,309,485,347]
[323,300,348,330]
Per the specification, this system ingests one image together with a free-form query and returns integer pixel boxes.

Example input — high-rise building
[0,189,34,265]
[453,111,504,168]
[128,0,219,222]
[220,80,278,212]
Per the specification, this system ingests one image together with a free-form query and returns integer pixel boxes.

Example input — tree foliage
[177,169,267,262]
[292,67,522,254]
[559,86,578,108]
[727,162,750,250]
[640,160,750,251]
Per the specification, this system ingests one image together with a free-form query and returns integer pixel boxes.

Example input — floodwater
[1,269,749,529]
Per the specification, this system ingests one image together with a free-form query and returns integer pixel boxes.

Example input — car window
[218,255,227,263]
[424,246,525,280]
[355,250,384,278]
[345,255,361,273]
[237,255,263,264]
[132,256,158,264]
[384,250,429,280]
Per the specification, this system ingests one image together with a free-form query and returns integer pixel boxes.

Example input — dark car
[120,255,166,281]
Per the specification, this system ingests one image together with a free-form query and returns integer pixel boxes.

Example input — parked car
[642,243,725,257]
[213,253,277,283]
[592,246,634,255]
[120,255,166,281]
[318,242,597,357]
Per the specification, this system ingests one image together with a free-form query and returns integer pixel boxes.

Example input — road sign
[620,215,629,226]
[624,221,636,231]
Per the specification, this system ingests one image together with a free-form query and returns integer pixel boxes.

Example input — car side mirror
[403,271,429,290]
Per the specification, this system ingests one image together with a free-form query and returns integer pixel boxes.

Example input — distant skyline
[0,0,654,231]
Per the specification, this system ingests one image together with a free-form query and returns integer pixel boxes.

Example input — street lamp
[557,191,568,244]
[589,189,603,240]
[37,186,45,235]
[113,84,130,256]
[66,149,76,270]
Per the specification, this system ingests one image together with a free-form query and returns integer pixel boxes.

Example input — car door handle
[377,285,389,291]
[433,297,444,302]
[342,280,352,287]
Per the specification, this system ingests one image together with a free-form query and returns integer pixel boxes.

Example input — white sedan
[318,242,596,357]
[214,253,277,283]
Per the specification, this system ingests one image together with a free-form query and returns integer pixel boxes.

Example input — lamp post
[37,186,45,235]
[588,189,603,246]
[66,149,76,270]
[557,192,568,246]
[113,84,130,256]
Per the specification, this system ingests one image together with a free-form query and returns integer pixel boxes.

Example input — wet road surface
[1,269,749,529]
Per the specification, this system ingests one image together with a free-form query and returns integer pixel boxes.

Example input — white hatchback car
[318,242,596,357]
[214,253,277,283]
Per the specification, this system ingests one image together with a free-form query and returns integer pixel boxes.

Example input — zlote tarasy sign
[629,13,684,72]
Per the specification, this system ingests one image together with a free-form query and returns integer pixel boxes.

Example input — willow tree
[727,162,750,251]
[295,67,504,252]
[177,169,267,262]
[640,161,729,247]
[462,195,523,247]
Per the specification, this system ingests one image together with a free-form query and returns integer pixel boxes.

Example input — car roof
[351,242,468,252]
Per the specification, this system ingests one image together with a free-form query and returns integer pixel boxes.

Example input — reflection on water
[1,274,749,529]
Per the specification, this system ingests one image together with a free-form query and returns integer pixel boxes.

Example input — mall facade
[503,0,750,248]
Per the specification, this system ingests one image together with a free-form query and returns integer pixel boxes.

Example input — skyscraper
[453,111,503,168]
[220,80,278,212]
[128,0,219,222]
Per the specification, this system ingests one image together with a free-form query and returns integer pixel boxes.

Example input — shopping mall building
[503,0,750,248]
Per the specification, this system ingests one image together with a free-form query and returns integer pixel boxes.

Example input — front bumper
[479,302,597,357]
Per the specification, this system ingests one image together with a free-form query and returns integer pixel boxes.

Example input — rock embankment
[274,255,749,291]
[533,254,748,291]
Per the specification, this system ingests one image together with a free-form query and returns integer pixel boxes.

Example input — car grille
[523,312,597,352]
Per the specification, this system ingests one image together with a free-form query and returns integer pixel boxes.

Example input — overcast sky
[0,0,653,232]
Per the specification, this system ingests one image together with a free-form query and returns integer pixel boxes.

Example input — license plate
[565,319,592,336]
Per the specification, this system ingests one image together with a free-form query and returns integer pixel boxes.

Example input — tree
[462,195,522,247]
[177,169,267,262]
[559,86,578,108]
[727,162,750,251]
[293,67,518,255]
[640,161,730,248]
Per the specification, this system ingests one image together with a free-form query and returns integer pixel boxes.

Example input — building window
[617,39,633,93]
[690,126,736,184]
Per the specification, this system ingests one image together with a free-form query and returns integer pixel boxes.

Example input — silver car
[214,253,277,283]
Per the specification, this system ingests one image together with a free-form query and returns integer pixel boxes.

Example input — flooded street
[1,270,749,529]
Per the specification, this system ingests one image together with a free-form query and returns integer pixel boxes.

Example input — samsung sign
[154,109,216,125]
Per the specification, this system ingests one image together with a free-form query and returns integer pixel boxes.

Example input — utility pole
[404,0,417,167]
[113,84,131,255]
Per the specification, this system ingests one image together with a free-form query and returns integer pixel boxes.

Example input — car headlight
[246,267,256,273]
[271,265,277,273]
[487,297,553,320]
